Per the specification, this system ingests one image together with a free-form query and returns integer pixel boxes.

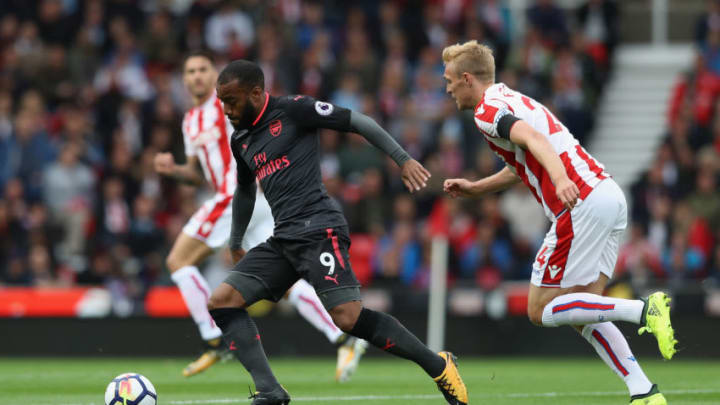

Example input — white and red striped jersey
[474,83,610,221]
[182,93,237,196]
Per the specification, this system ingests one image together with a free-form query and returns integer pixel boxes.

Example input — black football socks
[209,308,280,392]
[350,307,446,378]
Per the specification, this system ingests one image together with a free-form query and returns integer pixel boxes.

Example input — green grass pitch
[2,357,719,404]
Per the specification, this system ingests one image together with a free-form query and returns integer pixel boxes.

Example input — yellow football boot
[182,338,228,377]
[183,350,222,377]
[630,384,667,405]
[434,351,468,405]
[638,292,678,360]
[335,336,368,382]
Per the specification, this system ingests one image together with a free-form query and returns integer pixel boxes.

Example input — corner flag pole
[427,199,449,352]
[428,235,448,352]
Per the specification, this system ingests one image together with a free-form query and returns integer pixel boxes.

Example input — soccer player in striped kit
[154,51,366,379]
[441,41,676,405]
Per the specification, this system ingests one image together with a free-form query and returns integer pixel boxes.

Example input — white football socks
[542,293,644,327]
[287,279,344,344]
[581,322,653,396]
[171,265,222,341]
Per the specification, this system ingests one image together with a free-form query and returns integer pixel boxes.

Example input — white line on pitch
[504,388,720,398]
[167,394,441,404]
[49,388,720,405]
[165,388,720,403]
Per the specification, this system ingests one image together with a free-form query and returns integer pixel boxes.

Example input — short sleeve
[283,95,352,132]
[182,116,197,157]
[473,98,515,139]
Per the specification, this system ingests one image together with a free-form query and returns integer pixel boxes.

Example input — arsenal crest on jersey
[269,120,282,137]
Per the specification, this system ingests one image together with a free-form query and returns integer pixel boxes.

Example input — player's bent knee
[165,254,182,273]
[207,283,247,311]
[206,293,225,311]
[527,303,545,326]
[328,302,361,332]
[330,312,357,333]
[528,308,544,326]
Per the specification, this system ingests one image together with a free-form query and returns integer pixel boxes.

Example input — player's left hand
[555,176,579,211]
[401,159,431,193]
[154,152,176,176]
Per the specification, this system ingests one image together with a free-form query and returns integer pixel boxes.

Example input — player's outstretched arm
[508,120,579,210]
[228,179,256,262]
[153,153,205,186]
[444,166,520,198]
[348,111,430,192]
[286,96,429,191]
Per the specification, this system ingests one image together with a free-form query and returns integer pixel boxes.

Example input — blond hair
[442,40,495,83]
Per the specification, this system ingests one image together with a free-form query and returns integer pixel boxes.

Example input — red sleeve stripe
[475,103,499,124]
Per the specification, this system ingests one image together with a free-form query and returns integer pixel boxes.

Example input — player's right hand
[555,176,579,211]
[401,159,431,193]
[443,178,477,198]
[154,152,176,175]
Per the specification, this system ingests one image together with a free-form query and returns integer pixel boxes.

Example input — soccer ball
[104,373,157,405]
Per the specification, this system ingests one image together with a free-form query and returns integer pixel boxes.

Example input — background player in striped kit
[154,51,366,379]
[441,40,676,405]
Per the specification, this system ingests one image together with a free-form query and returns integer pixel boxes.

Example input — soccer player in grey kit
[206,60,469,405]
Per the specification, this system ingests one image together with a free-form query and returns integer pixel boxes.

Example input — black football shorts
[224,227,361,310]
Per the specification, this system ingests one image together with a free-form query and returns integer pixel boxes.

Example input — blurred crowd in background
[6,0,711,307]
[619,0,720,291]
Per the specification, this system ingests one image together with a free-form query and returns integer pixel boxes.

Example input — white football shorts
[182,191,274,250]
[182,192,234,249]
[531,178,627,288]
